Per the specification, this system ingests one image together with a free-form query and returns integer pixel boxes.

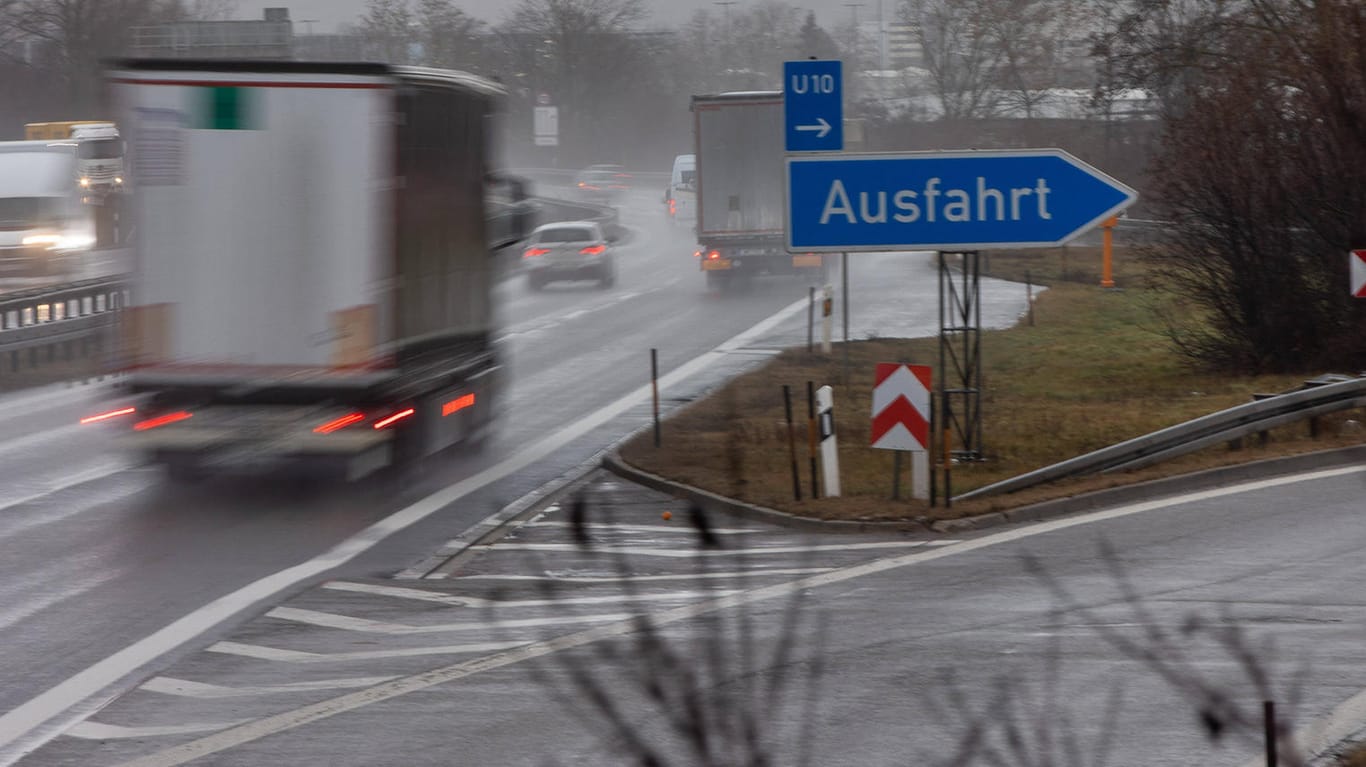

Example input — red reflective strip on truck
[133,412,192,431]
[81,407,136,425]
[372,408,415,430]
[313,412,365,434]
[442,394,475,417]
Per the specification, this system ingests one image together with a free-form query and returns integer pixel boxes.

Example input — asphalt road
[0,189,1032,762]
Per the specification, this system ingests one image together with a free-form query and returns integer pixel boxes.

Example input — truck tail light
[373,408,415,430]
[313,412,365,434]
[707,250,721,260]
[669,199,676,215]
[442,393,475,416]
[81,406,136,425]
[579,244,606,255]
[693,249,702,258]
[523,247,549,258]
[133,411,192,431]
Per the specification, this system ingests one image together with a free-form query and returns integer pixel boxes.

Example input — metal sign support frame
[938,251,984,463]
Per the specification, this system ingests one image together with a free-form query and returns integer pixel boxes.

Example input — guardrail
[955,374,1366,501]
[0,277,127,387]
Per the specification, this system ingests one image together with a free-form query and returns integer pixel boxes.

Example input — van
[0,141,95,277]
[663,154,696,227]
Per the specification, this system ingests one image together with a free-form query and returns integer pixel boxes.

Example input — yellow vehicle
[23,121,110,141]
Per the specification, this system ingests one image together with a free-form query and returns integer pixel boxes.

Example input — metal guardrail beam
[956,375,1366,501]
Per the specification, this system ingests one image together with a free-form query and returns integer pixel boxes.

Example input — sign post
[816,385,840,497]
[821,284,834,354]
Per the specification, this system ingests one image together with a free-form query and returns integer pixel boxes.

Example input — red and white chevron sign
[1352,250,1366,298]
[870,363,931,451]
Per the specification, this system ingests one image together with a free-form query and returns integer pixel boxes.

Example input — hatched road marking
[479,540,953,557]
[102,464,1366,767]
[321,580,737,608]
[266,606,635,635]
[140,676,399,699]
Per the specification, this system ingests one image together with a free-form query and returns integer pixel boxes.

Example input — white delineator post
[821,284,834,354]
[816,385,840,497]
[870,363,932,500]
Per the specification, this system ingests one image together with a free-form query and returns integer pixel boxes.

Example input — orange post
[1101,216,1118,288]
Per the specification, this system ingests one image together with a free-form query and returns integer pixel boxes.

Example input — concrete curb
[606,444,1366,537]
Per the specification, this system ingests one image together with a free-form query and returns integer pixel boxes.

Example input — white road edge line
[67,721,248,741]
[478,540,945,557]
[0,292,814,765]
[206,639,530,663]
[107,464,1366,767]
[266,606,635,634]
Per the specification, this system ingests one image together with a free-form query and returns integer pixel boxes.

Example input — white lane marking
[140,676,398,699]
[322,580,736,608]
[109,464,1366,767]
[0,292,814,763]
[479,540,947,557]
[266,606,635,634]
[0,382,110,423]
[522,522,760,535]
[68,721,246,740]
[494,287,656,343]
[207,639,529,663]
[0,459,129,519]
[443,567,838,583]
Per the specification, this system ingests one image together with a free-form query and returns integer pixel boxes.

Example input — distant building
[858,20,923,70]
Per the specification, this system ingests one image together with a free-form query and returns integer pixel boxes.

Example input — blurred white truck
[88,60,531,481]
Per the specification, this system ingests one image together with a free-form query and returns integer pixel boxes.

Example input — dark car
[522,221,617,290]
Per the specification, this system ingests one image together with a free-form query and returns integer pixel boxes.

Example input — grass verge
[619,247,1366,523]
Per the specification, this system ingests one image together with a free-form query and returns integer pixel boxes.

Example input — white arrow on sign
[796,117,832,138]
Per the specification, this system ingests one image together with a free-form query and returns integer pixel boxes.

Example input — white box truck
[0,140,96,277]
[87,60,529,480]
[691,92,825,290]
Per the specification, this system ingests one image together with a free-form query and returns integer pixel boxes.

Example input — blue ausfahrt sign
[784,60,843,152]
[786,149,1138,251]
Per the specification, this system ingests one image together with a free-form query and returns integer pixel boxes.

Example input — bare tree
[900,0,1004,119]
[358,0,415,64]
[7,0,186,112]
[415,0,486,72]
[1114,0,1366,372]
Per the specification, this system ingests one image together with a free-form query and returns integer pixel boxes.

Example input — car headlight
[79,178,90,188]
[21,234,62,247]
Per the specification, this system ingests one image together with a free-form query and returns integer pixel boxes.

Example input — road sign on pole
[1352,249,1366,297]
[783,60,843,152]
[533,105,558,147]
[785,149,1138,251]
[871,363,931,501]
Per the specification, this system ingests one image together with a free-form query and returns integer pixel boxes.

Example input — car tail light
[373,408,415,430]
[579,244,607,255]
[669,199,677,215]
[134,411,192,431]
[313,412,364,434]
[523,247,550,258]
[81,406,136,425]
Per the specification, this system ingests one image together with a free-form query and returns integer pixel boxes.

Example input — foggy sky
[228,0,890,33]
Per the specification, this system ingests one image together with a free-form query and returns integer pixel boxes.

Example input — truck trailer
[691,91,825,290]
[88,60,528,481]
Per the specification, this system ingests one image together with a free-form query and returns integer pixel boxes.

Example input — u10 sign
[786,149,1138,252]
